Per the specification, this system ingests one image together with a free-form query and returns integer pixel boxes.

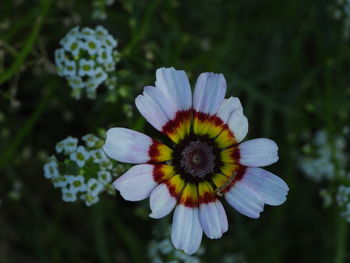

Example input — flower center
[173,135,221,183]
[180,140,216,179]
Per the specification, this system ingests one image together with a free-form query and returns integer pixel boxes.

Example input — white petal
[155,67,192,111]
[239,138,279,167]
[225,181,264,218]
[193,73,227,115]
[240,167,289,206]
[217,97,243,123]
[199,200,228,239]
[103,128,152,164]
[143,86,177,120]
[171,205,203,255]
[227,110,248,143]
[113,164,157,201]
[135,86,177,131]
[149,183,177,219]
[216,97,248,143]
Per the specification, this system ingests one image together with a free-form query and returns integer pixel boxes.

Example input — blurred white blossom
[148,223,204,263]
[300,128,350,222]
[42,133,125,206]
[55,26,118,99]
[299,130,347,182]
[70,146,89,167]
[43,156,59,179]
[55,136,78,154]
[91,0,115,20]
[330,0,350,39]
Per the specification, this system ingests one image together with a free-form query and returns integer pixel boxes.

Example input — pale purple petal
[155,67,192,111]
[103,128,152,163]
[199,200,228,239]
[193,73,227,115]
[217,97,243,123]
[113,164,157,201]
[239,138,279,167]
[171,205,203,255]
[216,97,248,142]
[135,86,177,131]
[240,167,289,206]
[226,110,248,143]
[225,181,264,218]
[149,183,177,219]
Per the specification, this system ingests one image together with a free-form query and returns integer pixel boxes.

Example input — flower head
[55,26,118,99]
[104,67,289,255]
[43,133,117,206]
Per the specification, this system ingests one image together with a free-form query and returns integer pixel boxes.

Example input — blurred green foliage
[1,0,350,262]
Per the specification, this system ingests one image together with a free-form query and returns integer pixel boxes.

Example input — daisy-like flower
[103,67,289,255]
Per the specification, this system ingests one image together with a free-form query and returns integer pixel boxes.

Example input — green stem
[334,214,347,263]
[0,0,51,84]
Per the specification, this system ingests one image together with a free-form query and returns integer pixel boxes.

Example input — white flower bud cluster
[299,130,347,182]
[55,26,118,100]
[43,133,124,206]
[91,0,115,20]
[330,0,350,39]
[337,185,350,222]
[300,129,350,222]
[148,238,203,263]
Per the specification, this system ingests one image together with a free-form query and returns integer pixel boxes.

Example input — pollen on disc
[180,140,216,179]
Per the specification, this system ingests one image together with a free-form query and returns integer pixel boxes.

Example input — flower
[62,188,77,202]
[70,146,89,167]
[299,130,348,182]
[90,149,108,164]
[55,136,78,154]
[81,193,100,206]
[43,133,117,206]
[97,170,112,184]
[43,157,59,179]
[55,26,118,99]
[52,175,69,188]
[91,0,115,20]
[86,178,104,196]
[103,67,289,254]
[82,133,101,148]
[66,175,86,193]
